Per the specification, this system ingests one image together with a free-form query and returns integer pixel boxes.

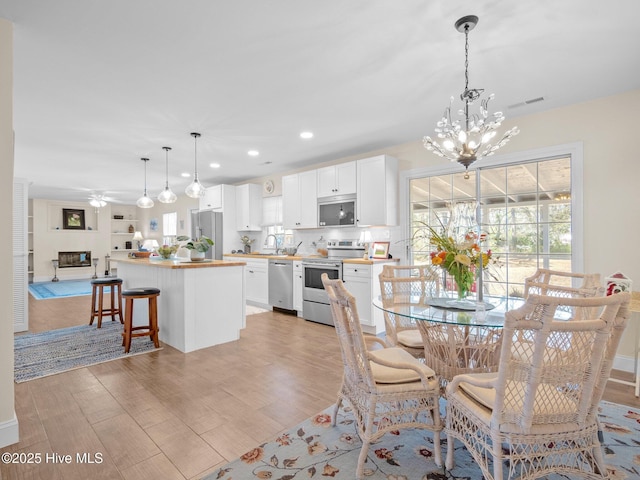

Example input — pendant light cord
[163,147,171,188]
[142,158,149,195]
[192,132,200,180]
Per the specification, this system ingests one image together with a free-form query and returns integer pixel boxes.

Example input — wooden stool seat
[122,287,161,353]
[89,277,123,328]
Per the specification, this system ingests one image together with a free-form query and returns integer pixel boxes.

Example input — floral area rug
[206,401,640,480]
[14,321,161,382]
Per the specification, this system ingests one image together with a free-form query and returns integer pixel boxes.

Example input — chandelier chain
[464,23,470,94]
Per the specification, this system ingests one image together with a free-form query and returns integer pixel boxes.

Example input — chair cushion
[457,372,498,409]
[458,373,578,416]
[397,329,424,348]
[369,347,435,384]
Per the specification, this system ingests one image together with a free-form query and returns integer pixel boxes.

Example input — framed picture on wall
[371,241,390,259]
[62,208,85,230]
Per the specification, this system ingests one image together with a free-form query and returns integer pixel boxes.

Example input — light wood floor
[2,294,639,480]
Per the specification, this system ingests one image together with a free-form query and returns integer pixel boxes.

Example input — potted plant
[240,235,255,253]
[176,235,214,261]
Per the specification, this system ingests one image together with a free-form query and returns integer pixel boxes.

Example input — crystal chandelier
[424,15,519,178]
[185,132,206,198]
[136,157,154,208]
[157,146,177,203]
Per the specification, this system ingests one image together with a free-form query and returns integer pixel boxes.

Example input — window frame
[399,142,584,286]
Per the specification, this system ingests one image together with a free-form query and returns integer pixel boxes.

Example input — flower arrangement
[427,225,492,300]
[240,235,255,247]
[240,235,255,253]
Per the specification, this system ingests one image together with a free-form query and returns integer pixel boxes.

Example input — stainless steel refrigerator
[190,210,223,260]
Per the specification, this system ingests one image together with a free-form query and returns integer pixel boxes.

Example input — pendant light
[185,132,206,198]
[157,146,177,203]
[136,157,154,208]
[423,15,519,179]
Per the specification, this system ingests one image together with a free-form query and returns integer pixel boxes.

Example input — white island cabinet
[117,257,246,353]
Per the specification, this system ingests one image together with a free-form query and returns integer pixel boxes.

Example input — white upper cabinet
[283,170,318,229]
[236,184,262,231]
[317,161,357,198]
[356,155,398,226]
[200,184,235,211]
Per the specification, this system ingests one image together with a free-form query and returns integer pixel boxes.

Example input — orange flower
[432,256,443,266]
[241,447,264,464]
[311,413,331,427]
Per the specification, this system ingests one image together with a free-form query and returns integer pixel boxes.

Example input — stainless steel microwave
[318,195,356,227]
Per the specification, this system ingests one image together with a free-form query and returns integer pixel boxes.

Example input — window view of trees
[409,157,572,299]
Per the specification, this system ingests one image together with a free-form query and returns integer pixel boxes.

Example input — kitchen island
[116,257,246,353]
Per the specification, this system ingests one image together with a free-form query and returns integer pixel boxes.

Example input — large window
[409,155,574,298]
[162,211,177,245]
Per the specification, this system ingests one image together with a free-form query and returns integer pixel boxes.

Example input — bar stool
[89,278,123,328]
[122,287,161,353]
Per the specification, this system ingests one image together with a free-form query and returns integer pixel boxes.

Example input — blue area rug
[206,401,640,480]
[28,280,102,300]
[14,321,161,382]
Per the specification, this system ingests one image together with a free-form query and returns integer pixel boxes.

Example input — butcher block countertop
[116,257,246,269]
[224,253,304,260]
[223,253,399,265]
[342,258,400,265]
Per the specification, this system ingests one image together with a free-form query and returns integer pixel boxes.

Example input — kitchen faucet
[265,234,281,254]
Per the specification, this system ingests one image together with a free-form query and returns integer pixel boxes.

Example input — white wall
[0,17,18,448]
[31,195,199,281]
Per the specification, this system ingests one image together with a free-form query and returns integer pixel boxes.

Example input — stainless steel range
[302,239,365,326]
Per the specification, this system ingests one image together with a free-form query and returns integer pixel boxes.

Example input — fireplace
[58,251,91,268]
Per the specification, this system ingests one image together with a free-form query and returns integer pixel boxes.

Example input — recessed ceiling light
[209,163,221,168]
[300,131,314,139]
[248,150,259,156]
[181,172,191,178]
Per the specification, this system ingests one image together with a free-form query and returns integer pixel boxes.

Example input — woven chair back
[379,264,440,306]
[322,273,377,391]
[493,292,630,432]
[524,268,604,320]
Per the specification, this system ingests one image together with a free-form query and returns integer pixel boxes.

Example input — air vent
[508,96,545,109]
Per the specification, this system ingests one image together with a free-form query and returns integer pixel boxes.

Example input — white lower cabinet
[342,262,390,334]
[225,256,269,307]
[245,258,269,306]
[293,260,303,314]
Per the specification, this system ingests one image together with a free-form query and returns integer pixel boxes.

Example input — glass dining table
[372,295,528,388]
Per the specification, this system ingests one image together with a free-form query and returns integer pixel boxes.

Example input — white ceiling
[2,0,639,205]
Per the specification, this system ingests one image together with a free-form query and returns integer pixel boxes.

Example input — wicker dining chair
[515,268,606,360]
[445,292,630,480]
[378,264,440,359]
[321,273,443,479]
[524,268,604,319]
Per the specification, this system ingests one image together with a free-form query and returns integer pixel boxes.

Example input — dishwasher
[268,259,294,311]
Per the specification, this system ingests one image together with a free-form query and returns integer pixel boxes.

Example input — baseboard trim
[613,353,637,374]
[0,412,19,448]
